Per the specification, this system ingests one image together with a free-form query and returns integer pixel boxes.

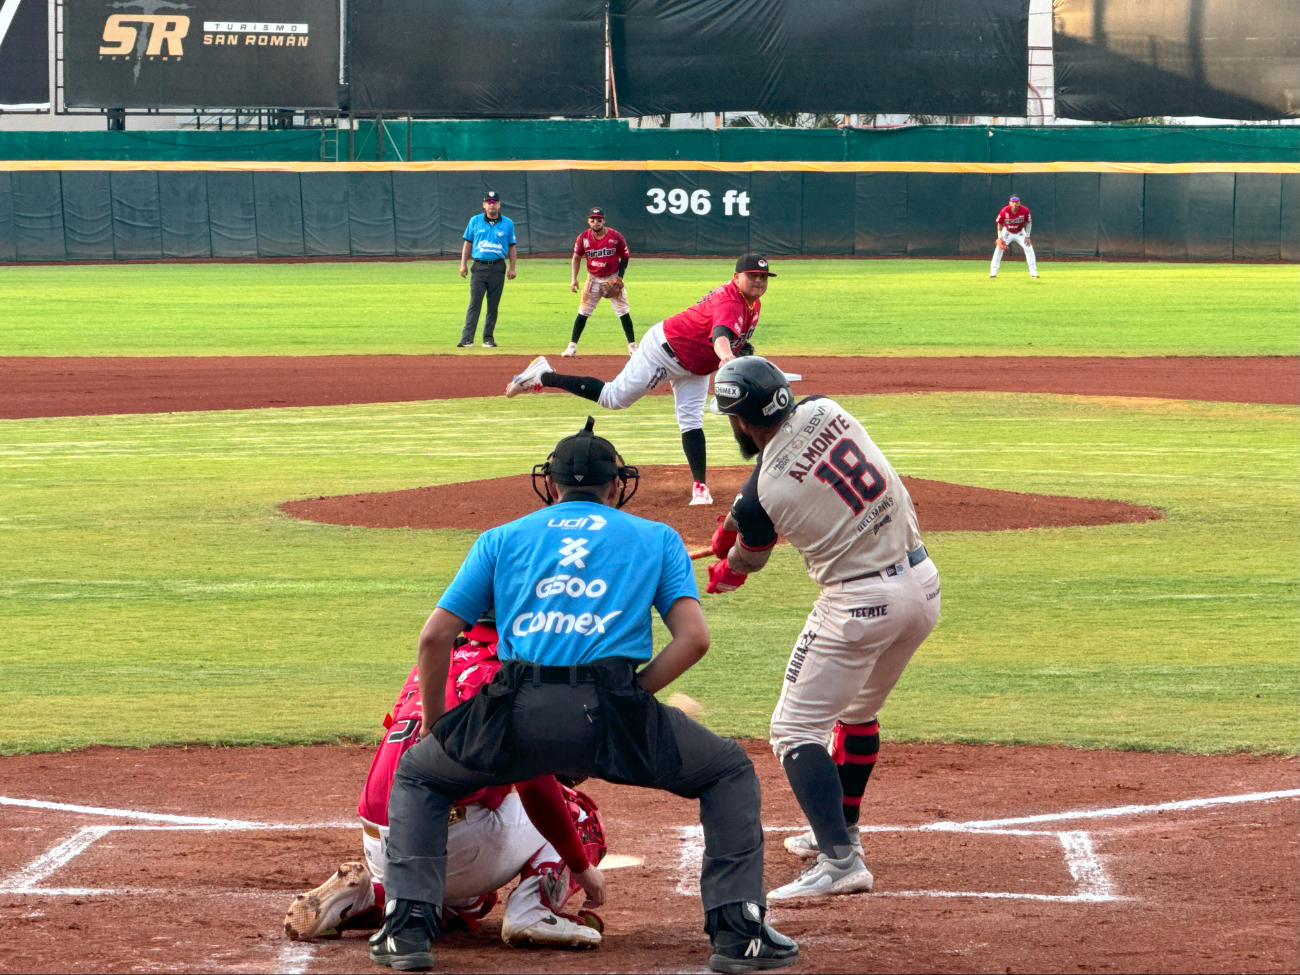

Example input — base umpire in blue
[371,418,798,973]
[457,190,517,349]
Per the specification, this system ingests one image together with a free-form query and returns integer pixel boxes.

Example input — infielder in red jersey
[990,195,1039,278]
[283,615,608,948]
[565,208,637,357]
[506,253,774,507]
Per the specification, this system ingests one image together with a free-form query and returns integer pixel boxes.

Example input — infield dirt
[0,743,1294,974]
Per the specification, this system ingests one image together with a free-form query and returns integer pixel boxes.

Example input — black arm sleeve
[731,460,777,551]
[617,257,628,277]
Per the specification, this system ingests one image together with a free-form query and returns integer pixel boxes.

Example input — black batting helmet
[708,356,794,426]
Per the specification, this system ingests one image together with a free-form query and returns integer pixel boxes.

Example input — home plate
[602,854,645,869]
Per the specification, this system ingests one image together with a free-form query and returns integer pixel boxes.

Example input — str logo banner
[99,15,190,57]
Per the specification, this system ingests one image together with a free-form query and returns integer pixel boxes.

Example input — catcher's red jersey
[574,227,629,277]
[357,644,507,825]
[661,280,760,376]
[997,204,1031,233]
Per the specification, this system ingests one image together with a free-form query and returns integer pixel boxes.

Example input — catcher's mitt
[602,276,626,300]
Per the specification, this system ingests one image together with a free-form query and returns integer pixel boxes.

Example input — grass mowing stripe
[0,391,1294,754]
[0,259,1294,356]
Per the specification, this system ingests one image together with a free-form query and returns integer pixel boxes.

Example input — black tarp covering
[1054,0,1299,120]
[350,0,605,116]
[612,0,1028,116]
[62,171,115,260]
[0,0,50,106]
[1097,174,1144,258]
[159,172,211,258]
[0,169,1291,263]
[64,0,340,109]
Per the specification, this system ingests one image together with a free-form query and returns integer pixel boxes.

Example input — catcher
[284,612,608,948]
[565,207,636,357]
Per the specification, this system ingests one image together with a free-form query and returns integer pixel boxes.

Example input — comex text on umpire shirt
[458,190,517,348]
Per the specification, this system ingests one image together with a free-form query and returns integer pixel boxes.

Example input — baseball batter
[990,195,1039,278]
[506,253,774,507]
[704,357,941,900]
[284,615,607,949]
[565,208,636,357]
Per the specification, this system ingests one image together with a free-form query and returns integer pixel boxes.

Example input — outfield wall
[0,162,1294,262]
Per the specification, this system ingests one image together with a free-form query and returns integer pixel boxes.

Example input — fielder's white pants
[596,321,711,433]
[578,274,630,317]
[770,558,941,761]
[990,231,1038,277]
[361,792,557,929]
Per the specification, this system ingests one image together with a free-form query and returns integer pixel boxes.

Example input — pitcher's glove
[706,560,747,594]
[737,341,755,357]
[603,276,626,300]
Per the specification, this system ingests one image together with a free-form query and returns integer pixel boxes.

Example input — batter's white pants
[770,557,941,761]
[361,792,558,929]
[578,274,631,317]
[596,321,711,433]
[990,231,1038,277]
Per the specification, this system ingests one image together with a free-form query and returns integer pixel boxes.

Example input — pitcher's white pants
[361,792,557,929]
[990,230,1038,277]
[596,321,710,432]
[770,558,941,760]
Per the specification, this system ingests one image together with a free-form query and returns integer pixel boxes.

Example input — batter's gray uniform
[725,396,941,760]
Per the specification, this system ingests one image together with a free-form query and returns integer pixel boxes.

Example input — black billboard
[1054,0,1299,120]
[0,0,50,106]
[63,0,340,109]
[349,0,606,116]
[611,0,1029,117]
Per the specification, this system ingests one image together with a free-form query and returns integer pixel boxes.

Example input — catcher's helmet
[708,356,794,426]
[532,417,639,508]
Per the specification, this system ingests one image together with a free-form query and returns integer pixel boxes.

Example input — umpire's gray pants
[386,682,765,913]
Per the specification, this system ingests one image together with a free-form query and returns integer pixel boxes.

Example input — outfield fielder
[284,614,607,949]
[506,254,774,507]
[704,357,941,900]
[990,195,1039,279]
[565,207,637,357]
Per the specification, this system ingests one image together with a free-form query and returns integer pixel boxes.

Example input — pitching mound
[0,742,1294,973]
[280,465,1162,542]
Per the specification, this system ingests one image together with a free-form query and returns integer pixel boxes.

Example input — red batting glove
[711,516,738,560]
[706,560,747,594]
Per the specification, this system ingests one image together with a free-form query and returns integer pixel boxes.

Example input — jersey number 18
[815,439,886,514]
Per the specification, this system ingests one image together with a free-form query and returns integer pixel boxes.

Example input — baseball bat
[689,546,713,561]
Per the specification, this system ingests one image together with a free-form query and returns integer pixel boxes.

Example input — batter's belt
[839,545,929,584]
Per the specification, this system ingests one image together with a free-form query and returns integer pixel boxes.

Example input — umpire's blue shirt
[438,502,697,665]
[463,214,516,261]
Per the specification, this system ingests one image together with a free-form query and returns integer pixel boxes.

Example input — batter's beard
[732,426,761,460]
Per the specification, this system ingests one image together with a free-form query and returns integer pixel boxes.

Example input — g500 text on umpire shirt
[436,502,697,666]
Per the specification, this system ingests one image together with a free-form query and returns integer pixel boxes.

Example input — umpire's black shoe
[455,339,473,348]
[368,898,440,971]
[705,901,799,973]
[482,338,497,348]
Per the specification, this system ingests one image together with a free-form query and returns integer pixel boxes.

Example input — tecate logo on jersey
[512,610,623,637]
[547,514,606,531]
[535,574,608,598]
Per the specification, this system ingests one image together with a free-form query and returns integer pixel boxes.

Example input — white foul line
[0,795,262,828]
[0,825,114,891]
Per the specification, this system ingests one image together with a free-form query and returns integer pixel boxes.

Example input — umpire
[457,190,517,349]
[371,419,798,974]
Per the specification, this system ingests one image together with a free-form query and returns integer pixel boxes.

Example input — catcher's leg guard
[443,890,498,934]
[831,719,879,827]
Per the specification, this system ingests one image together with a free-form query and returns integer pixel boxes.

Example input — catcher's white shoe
[627,341,638,355]
[783,825,863,860]
[284,861,375,940]
[505,356,551,397]
[768,853,874,901]
[562,341,579,357]
[501,912,601,948]
[689,481,713,506]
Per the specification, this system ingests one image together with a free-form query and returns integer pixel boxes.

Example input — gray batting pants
[386,681,765,913]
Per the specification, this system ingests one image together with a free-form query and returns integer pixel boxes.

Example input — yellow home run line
[0,160,1293,174]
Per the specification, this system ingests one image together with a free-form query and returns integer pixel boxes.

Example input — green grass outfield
[0,258,1295,357]
[2,390,1296,755]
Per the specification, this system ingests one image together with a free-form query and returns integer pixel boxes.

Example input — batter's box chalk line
[673,788,1300,902]
[1,789,1296,899]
